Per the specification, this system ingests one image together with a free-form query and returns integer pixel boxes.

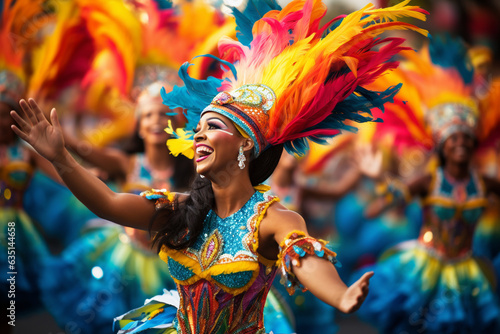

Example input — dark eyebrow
[206,117,227,126]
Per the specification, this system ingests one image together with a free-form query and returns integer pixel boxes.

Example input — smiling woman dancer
[358,36,500,334]
[10,0,427,332]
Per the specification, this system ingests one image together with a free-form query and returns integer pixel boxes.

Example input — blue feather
[161,56,239,133]
[428,34,474,84]
[229,0,281,46]
[284,84,401,156]
[152,0,172,10]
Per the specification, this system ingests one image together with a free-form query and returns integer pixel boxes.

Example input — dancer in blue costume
[356,36,500,334]
[10,0,428,333]
[36,80,195,334]
[0,1,65,325]
[334,143,423,277]
[271,138,387,333]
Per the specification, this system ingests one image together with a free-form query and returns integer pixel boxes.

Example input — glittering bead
[314,249,324,257]
[168,258,195,281]
[278,231,339,295]
[212,271,254,289]
[293,245,306,257]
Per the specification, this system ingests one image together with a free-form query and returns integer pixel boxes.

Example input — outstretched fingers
[11,124,30,142]
[350,271,374,312]
[50,108,62,130]
[18,99,37,126]
[28,98,48,123]
[357,271,373,290]
[10,110,31,134]
[359,271,374,283]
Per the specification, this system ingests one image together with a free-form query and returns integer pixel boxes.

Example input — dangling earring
[238,146,246,169]
[200,174,205,178]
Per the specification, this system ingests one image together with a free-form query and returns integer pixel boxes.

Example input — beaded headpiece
[202,84,276,155]
[426,100,478,146]
[163,0,428,159]
[0,0,40,108]
[366,35,492,154]
[0,70,25,109]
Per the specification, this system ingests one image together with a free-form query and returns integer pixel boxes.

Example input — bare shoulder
[261,201,307,237]
[257,200,308,259]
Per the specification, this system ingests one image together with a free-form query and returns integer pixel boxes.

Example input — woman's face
[0,102,15,144]
[441,131,475,165]
[193,112,246,177]
[138,102,172,146]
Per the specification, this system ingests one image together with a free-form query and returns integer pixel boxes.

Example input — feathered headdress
[162,0,428,158]
[130,0,237,101]
[28,0,142,110]
[1,0,48,107]
[367,35,497,158]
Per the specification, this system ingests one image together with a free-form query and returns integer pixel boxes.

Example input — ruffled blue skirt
[1,208,49,314]
[355,241,500,334]
[334,190,421,277]
[23,171,96,246]
[39,222,176,334]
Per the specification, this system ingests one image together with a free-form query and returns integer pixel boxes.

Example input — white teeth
[196,146,214,155]
[150,127,163,134]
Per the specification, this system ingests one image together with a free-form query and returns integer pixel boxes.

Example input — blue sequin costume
[1,142,49,314]
[38,153,177,333]
[114,189,337,334]
[356,167,500,334]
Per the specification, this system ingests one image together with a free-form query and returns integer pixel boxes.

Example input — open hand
[10,99,65,162]
[338,271,373,314]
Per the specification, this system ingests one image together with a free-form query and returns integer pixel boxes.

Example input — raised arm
[64,130,130,181]
[10,99,155,230]
[260,203,372,314]
[364,173,431,219]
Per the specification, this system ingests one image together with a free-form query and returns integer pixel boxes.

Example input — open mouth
[455,147,468,155]
[150,126,165,135]
[196,144,214,162]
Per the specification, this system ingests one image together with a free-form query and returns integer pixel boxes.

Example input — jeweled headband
[201,84,276,156]
[0,70,25,109]
[426,97,478,146]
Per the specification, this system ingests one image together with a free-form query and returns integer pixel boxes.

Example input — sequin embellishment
[200,230,223,270]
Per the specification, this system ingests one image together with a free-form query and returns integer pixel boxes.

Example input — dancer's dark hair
[150,144,284,251]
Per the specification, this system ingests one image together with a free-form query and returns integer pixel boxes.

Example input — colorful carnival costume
[115,189,330,334]
[112,0,428,332]
[25,2,294,333]
[1,0,51,315]
[0,141,50,314]
[355,36,500,333]
[37,152,179,334]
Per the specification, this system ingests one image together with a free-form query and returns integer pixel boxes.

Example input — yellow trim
[427,94,479,113]
[234,123,250,139]
[1,161,34,190]
[258,255,276,267]
[158,194,281,295]
[253,184,271,193]
[423,197,489,209]
[161,246,262,295]
[250,196,280,254]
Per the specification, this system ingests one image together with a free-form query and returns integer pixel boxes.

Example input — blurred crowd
[1,0,500,333]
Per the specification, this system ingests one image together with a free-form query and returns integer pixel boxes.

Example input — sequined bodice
[419,168,487,258]
[0,143,33,208]
[159,191,279,334]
